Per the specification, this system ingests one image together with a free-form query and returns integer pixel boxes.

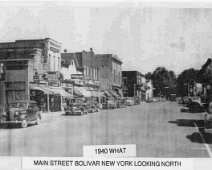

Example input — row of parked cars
[64,97,140,115]
[0,96,141,128]
[178,96,212,135]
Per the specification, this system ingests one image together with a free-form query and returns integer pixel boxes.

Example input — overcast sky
[0,1,212,75]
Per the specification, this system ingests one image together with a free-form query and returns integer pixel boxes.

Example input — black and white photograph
[0,1,212,168]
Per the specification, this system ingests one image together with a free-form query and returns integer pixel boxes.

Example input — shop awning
[73,86,92,98]
[49,87,73,99]
[110,91,120,98]
[90,91,105,97]
[30,85,52,94]
[30,85,73,98]
[104,91,111,97]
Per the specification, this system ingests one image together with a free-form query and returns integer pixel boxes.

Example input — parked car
[134,97,140,105]
[104,98,117,109]
[146,98,156,103]
[116,99,126,108]
[204,102,212,134]
[64,98,89,115]
[0,100,41,128]
[86,97,99,113]
[124,97,135,106]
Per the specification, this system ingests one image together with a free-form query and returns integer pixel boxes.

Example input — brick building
[61,49,101,99]
[96,54,123,97]
[122,71,146,101]
[0,38,72,112]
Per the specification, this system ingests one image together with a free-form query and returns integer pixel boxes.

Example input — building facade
[198,58,212,103]
[146,79,154,100]
[0,38,71,112]
[96,54,123,97]
[61,49,101,99]
[122,71,146,101]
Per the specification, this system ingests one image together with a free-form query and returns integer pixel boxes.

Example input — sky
[0,1,212,75]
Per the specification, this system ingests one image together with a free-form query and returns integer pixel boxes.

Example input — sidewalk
[41,110,64,120]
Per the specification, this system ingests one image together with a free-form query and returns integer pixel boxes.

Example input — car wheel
[36,115,41,125]
[21,118,28,128]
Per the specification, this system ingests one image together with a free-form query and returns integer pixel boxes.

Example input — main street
[0,102,211,157]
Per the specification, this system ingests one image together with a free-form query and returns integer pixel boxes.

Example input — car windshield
[9,102,27,109]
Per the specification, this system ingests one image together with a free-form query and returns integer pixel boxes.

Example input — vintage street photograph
[0,1,212,158]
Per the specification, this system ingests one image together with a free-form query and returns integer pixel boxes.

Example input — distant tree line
[145,67,200,97]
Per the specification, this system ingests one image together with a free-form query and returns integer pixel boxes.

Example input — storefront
[30,71,73,112]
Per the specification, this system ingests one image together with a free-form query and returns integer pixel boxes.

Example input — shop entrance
[49,94,61,112]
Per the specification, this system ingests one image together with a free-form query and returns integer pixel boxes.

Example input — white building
[146,79,154,100]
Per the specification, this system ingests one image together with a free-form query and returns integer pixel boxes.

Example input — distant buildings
[122,71,147,101]
[145,79,154,100]
[0,38,153,111]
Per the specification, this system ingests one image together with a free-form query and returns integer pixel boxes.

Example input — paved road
[0,102,211,157]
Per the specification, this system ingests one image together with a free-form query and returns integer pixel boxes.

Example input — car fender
[19,113,28,121]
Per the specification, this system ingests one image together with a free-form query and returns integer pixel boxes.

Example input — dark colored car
[204,102,212,134]
[64,98,89,115]
[124,97,135,106]
[116,99,126,108]
[134,97,140,105]
[106,98,117,109]
[86,97,99,113]
[0,100,41,128]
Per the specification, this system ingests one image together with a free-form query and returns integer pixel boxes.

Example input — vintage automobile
[64,98,88,115]
[104,98,117,109]
[86,97,99,113]
[134,97,140,105]
[0,100,41,128]
[124,97,135,106]
[204,102,212,134]
[116,99,126,108]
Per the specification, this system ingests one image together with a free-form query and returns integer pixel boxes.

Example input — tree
[150,67,176,97]
[145,72,152,80]
[177,68,199,97]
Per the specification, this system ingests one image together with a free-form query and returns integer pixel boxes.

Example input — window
[58,57,60,70]
[54,56,56,71]
[114,70,115,82]
[0,63,4,74]
[94,68,96,80]
[84,65,86,78]
[97,69,99,80]
[90,67,92,79]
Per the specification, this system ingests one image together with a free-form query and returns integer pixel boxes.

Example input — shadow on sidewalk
[168,119,204,127]
[0,123,35,129]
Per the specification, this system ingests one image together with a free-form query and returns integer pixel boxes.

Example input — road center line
[194,122,212,158]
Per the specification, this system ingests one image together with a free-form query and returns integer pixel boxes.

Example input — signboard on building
[43,71,63,87]
[71,74,84,80]
[33,75,40,83]
[73,79,85,86]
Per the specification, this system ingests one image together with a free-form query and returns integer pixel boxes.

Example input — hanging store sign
[71,74,84,80]
[43,71,63,87]
[73,79,85,86]
[33,75,40,83]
